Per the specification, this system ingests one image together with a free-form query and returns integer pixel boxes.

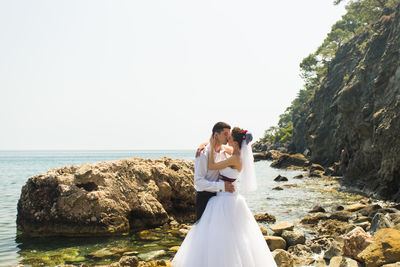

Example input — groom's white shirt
[194,144,226,192]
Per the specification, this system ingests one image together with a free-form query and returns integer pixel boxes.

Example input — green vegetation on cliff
[261,0,398,146]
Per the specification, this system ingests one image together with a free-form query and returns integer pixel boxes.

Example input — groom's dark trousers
[196,191,216,222]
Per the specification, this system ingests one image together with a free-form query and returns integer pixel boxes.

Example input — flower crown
[243,130,248,139]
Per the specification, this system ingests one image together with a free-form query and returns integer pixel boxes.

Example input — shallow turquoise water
[0,150,367,266]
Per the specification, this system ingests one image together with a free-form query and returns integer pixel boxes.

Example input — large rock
[270,221,294,235]
[271,249,295,267]
[369,212,393,233]
[358,228,400,267]
[343,227,373,260]
[264,236,287,250]
[17,157,195,236]
[281,230,306,247]
[270,153,309,169]
[291,2,400,202]
[328,256,362,267]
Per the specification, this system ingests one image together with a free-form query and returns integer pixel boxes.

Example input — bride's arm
[222,145,233,155]
[208,142,238,170]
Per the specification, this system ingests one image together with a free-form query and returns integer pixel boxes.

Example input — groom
[194,121,235,222]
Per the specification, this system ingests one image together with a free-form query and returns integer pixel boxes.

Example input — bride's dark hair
[231,127,246,147]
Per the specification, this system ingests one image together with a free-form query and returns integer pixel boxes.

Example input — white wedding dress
[172,167,277,267]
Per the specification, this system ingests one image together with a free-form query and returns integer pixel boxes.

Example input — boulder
[323,240,342,260]
[17,157,195,236]
[270,153,309,169]
[264,236,287,250]
[328,256,362,267]
[254,213,276,223]
[270,221,294,235]
[301,213,328,225]
[342,227,373,260]
[281,230,306,247]
[271,249,295,267]
[370,213,393,233]
[274,175,288,182]
[344,203,367,212]
[358,228,400,267]
[329,211,353,222]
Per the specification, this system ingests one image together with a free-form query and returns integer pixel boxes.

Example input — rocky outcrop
[292,3,400,201]
[17,157,195,236]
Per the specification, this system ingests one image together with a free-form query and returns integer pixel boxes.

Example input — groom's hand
[195,142,208,157]
[224,181,235,193]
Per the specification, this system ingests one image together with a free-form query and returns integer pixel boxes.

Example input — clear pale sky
[0,0,346,150]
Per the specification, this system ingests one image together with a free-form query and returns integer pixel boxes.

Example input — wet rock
[301,213,329,225]
[282,183,298,188]
[344,203,367,212]
[270,221,294,235]
[358,228,400,267]
[329,211,353,222]
[323,240,342,260]
[352,216,371,224]
[355,221,371,231]
[272,186,284,190]
[310,163,325,172]
[254,213,276,223]
[328,256,362,267]
[168,246,180,253]
[89,247,132,258]
[270,153,309,170]
[314,257,328,267]
[287,244,313,257]
[119,256,139,267]
[293,256,316,266]
[253,152,268,162]
[259,225,268,235]
[17,157,195,236]
[317,219,348,236]
[137,250,166,262]
[310,206,326,213]
[370,212,393,233]
[358,204,382,217]
[309,170,324,178]
[271,249,295,267]
[293,174,304,179]
[342,227,373,260]
[274,175,288,182]
[381,263,400,267]
[264,236,287,250]
[281,230,306,247]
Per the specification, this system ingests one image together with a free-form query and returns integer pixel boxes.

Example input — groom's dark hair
[212,122,231,135]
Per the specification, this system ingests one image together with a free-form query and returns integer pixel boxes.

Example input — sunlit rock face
[17,157,195,236]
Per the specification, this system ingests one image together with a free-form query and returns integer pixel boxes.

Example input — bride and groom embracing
[172,122,277,267]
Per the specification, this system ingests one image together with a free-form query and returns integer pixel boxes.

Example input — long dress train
[172,167,277,267]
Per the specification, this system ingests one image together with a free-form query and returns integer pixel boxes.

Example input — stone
[310,163,325,172]
[17,157,195,236]
[271,249,295,267]
[323,240,342,260]
[344,203,367,212]
[310,206,326,213]
[358,204,382,217]
[259,225,268,235]
[137,250,166,262]
[381,263,400,267]
[264,236,287,250]
[274,175,288,182]
[254,213,276,223]
[370,212,393,233]
[168,246,180,252]
[272,186,284,190]
[270,221,294,235]
[287,244,313,257]
[317,219,348,236]
[270,153,309,169]
[328,256,362,267]
[119,256,139,267]
[301,213,329,225]
[281,230,306,247]
[329,211,353,222]
[358,228,400,267]
[342,227,373,260]
[293,174,304,179]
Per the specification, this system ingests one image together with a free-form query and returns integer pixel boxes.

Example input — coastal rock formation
[292,3,400,201]
[17,157,195,236]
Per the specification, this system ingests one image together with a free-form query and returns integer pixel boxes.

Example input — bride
[172,127,277,267]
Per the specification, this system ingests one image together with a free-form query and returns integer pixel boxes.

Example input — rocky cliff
[17,157,195,236]
[292,3,400,202]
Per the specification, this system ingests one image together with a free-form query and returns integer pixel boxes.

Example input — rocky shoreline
[14,155,400,266]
